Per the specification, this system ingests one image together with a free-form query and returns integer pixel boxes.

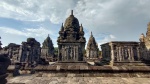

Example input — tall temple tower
[86,32,99,61]
[41,34,55,61]
[57,10,86,62]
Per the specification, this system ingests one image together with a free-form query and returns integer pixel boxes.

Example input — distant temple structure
[86,32,99,61]
[57,10,86,62]
[41,34,55,61]
[139,22,150,61]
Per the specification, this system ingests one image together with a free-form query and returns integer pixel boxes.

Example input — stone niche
[57,10,86,62]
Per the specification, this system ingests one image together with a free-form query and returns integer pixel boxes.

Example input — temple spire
[91,31,93,37]
[61,23,64,31]
[71,10,73,15]
[80,24,83,32]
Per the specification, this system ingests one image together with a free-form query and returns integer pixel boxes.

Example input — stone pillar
[121,47,123,61]
[117,47,119,61]
[136,47,140,61]
[110,43,114,66]
[130,47,134,61]
[128,46,131,61]
[119,47,121,61]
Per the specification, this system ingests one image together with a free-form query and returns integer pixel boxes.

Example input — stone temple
[86,32,99,61]
[57,10,86,62]
[41,34,55,62]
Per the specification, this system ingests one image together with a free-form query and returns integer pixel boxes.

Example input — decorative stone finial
[80,24,83,32]
[91,31,93,36]
[61,23,64,31]
[62,23,63,27]
[148,22,150,26]
[71,10,73,15]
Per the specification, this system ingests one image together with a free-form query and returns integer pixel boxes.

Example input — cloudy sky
[0,0,150,49]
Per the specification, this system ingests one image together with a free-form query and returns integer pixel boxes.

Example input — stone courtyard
[7,75,150,84]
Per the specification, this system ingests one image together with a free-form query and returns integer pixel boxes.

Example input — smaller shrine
[41,34,55,62]
[86,32,99,61]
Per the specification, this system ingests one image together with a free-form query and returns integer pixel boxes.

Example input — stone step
[114,61,150,66]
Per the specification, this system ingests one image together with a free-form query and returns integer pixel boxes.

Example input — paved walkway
[7,74,150,84]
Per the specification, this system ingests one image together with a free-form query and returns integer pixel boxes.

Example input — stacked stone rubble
[20,38,41,66]
[2,43,21,64]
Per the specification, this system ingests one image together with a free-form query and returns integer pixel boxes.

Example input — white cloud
[1,0,150,47]
[0,27,53,38]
